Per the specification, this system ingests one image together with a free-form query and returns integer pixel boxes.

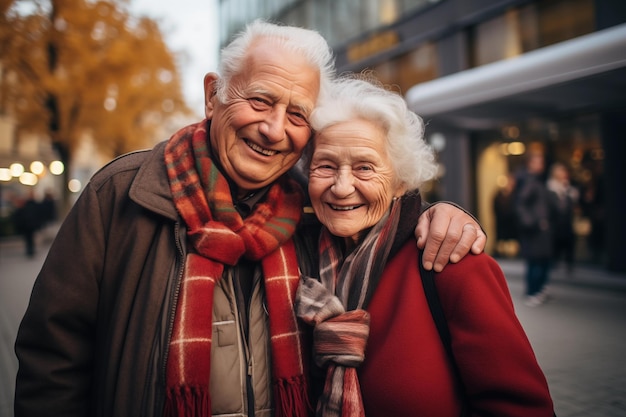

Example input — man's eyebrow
[291,102,312,116]
[244,86,312,116]
[244,86,274,98]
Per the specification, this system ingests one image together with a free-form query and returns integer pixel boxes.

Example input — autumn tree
[1,0,191,203]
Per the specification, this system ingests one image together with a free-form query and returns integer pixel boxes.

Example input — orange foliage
[1,0,192,160]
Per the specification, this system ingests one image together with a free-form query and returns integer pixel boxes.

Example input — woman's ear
[394,182,409,199]
[204,72,219,119]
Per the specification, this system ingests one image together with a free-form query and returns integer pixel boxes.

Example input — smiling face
[308,119,406,242]
[204,40,320,198]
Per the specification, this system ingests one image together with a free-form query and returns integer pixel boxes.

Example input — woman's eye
[311,165,335,176]
[314,165,335,172]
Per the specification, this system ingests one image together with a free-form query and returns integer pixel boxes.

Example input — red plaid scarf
[163,121,309,417]
[296,199,401,417]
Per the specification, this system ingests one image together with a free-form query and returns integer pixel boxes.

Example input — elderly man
[15,20,485,417]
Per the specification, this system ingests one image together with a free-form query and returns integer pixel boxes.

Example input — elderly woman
[296,75,555,417]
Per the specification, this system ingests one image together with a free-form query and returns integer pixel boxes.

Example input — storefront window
[220,0,443,49]
[371,42,437,94]
[475,114,604,263]
[469,0,595,67]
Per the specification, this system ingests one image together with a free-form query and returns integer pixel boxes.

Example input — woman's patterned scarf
[163,120,309,417]
[296,198,402,417]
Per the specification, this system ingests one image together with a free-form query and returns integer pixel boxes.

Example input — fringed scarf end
[163,385,210,417]
[274,375,311,417]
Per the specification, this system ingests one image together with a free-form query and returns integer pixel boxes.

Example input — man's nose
[259,108,287,142]
[331,168,356,197]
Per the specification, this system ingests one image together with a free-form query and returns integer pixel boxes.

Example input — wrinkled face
[308,119,406,242]
[205,41,320,197]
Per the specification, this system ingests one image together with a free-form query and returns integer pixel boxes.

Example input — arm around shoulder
[417,201,487,272]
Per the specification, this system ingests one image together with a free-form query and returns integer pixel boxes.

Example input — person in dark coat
[515,151,559,307]
[12,192,42,258]
[547,162,579,273]
[493,173,518,257]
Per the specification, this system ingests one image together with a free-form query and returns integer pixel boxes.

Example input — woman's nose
[331,168,355,197]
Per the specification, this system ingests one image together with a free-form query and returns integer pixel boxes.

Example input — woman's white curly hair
[309,73,438,191]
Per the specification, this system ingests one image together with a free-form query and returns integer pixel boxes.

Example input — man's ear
[204,72,219,119]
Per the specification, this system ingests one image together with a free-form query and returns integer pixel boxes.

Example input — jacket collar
[129,140,179,221]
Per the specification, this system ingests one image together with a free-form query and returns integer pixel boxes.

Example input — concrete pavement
[0,236,50,417]
[1,236,625,417]
[500,259,626,417]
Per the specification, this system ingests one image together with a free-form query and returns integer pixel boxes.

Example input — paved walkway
[499,258,626,417]
[1,236,626,417]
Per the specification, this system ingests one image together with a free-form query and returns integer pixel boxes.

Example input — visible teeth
[246,140,278,156]
[331,205,358,211]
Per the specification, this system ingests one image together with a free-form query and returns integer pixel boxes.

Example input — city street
[1,237,625,417]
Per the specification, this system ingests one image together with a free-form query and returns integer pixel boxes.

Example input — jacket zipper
[234,269,257,417]
[161,223,186,384]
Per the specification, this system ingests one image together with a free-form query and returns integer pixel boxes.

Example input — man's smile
[245,139,279,156]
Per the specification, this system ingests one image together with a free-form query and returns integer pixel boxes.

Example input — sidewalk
[496,256,626,293]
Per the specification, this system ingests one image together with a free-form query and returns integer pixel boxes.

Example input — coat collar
[129,140,179,221]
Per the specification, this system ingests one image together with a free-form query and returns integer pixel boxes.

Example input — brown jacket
[14,140,313,417]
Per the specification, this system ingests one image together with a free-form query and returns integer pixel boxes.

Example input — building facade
[218,0,626,272]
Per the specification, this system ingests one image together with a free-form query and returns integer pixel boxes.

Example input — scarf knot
[297,277,370,368]
[314,310,370,368]
[189,223,245,265]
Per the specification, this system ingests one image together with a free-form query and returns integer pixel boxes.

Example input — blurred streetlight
[0,168,11,181]
[50,160,65,175]
[68,179,82,193]
[10,163,24,177]
[30,160,45,175]
[19,172,38,186]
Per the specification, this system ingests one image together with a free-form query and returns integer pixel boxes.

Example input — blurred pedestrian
[493,172,519,257]
[515,151,559,307]
[12,192,42,258]
[580,172,605,263]
[547,162,579,274]
[38,190,59,243]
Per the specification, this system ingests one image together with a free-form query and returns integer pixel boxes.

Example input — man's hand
[415,203,486,272]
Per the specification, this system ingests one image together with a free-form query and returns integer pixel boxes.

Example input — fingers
[447,223,479,264]
[471,228,487,255]
[415,213,431,250]
[429,223,461,272]
[417,203,486,272]
[418,211,453,271]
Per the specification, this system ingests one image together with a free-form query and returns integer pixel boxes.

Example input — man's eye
[249,97,271,108]
[288,112,309,126]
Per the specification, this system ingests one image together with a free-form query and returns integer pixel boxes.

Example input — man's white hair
[216,19,336,106]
